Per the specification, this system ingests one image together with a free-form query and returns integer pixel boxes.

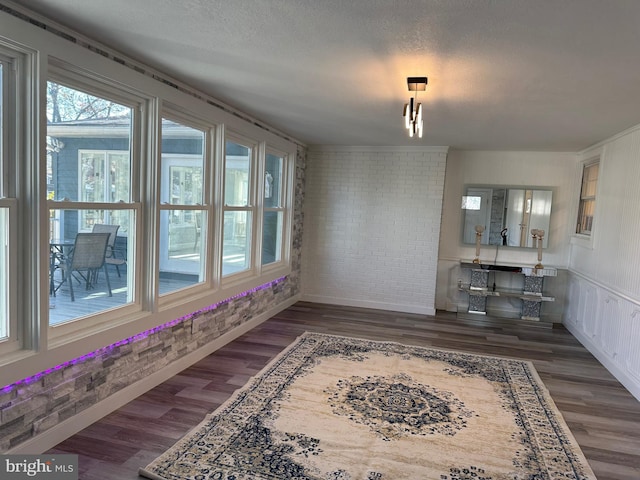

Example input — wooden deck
[49,244,244,325]
[47,302,640,479]
[49,266,196,325]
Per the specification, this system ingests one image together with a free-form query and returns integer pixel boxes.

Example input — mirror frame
[461,185,553,249]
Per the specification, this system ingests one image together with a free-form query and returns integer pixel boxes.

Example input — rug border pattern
[139,331,597,480]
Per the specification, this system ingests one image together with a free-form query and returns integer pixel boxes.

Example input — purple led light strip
[1,277,286,395]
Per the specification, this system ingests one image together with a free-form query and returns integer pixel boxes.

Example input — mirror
[462,186,552,248]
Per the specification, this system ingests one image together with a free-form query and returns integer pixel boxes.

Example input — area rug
[139,332,597,480]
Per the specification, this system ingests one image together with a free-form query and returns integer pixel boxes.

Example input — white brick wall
[302,146,447,315]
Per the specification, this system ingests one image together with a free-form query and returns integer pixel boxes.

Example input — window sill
[570,234,594,250]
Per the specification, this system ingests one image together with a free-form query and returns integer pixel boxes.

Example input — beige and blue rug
[140,332,597,480]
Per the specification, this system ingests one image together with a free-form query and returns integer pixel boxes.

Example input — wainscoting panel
[626,309,640,384]
[565,278,581,330]
[600,295,620,359]
[581,283,599,340]
[564,271,640,401]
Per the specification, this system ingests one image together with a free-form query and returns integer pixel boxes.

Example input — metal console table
[458,261,557,321]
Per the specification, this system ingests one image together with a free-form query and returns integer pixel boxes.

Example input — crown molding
[579,122,640,156]
[308,145,449,154]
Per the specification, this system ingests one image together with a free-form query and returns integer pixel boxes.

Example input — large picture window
[0,18,296,387]
[46,78,138,325]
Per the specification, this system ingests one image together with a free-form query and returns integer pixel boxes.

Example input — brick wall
[302,147,447,315]
[0,146,306,452]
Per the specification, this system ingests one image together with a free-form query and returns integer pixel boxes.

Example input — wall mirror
[461,186,552,248]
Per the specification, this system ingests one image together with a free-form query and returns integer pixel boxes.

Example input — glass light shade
[404,97,425,138]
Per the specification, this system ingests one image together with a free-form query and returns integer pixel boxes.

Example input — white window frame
[0,41,33,356]
[0,14,298,388]
[0,202,18,353]
[157,107,215,303]
[76,149,130,204]
[46,64,146,342]
[221,132,258,283]
[576,160,598,236]
[258,146,291,270]
[571,152,602,250]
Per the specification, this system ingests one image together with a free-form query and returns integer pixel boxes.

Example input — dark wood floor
[48,302,640,479]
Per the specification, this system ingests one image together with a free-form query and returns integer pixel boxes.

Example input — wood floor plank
[47,302,640,479]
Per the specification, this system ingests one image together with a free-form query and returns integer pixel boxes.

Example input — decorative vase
[473,225,485,263]
[531,229,545,269]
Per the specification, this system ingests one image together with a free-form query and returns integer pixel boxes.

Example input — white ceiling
[12,0,640,150]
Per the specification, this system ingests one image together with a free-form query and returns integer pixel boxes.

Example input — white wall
[300,135,640,401]
[564,125,640,401]
[436,150,577,320]
[301,146,447,315]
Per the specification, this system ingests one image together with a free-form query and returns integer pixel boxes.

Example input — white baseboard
[300,294,435,316]
[9,294,300,454]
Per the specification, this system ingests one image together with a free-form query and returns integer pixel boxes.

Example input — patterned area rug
[140,332,597,480]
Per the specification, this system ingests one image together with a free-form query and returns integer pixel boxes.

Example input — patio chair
[92,223,126,277]
[62,232,112,301]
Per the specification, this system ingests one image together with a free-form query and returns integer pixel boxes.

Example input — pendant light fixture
[403,77,427,138]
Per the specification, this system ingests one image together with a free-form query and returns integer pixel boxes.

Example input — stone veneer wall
[0,146,306,452]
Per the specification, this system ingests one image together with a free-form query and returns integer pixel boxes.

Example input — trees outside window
[46,79,138,324]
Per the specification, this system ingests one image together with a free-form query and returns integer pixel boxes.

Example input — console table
[458,261,556,321]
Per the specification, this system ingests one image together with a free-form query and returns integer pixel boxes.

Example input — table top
[50,239,75,247]
[460,260,558,277]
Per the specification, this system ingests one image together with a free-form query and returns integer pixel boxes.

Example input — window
[0,207,8,340]
[0,45,24,353]
[222,138,254,277]
[262,151,286,266]
[159,115,208,295]
[0,58,7,340]
[576,160,599,236]
[461,196,482,210]
[77,150,131,229]
[46,78,139,325]
[0,20,297,380]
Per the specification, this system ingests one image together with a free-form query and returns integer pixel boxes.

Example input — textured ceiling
[10,0,640,150]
